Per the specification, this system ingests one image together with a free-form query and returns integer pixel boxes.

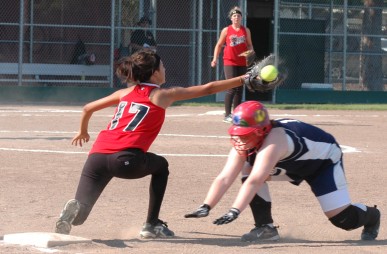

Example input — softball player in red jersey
[55,49,248,238]
[211,6,254,123]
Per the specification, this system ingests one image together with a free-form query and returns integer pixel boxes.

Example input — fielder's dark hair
[116,49,161,84]
[228,6,242,18]
[138,16,152,25]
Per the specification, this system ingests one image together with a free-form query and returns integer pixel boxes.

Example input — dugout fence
[1,0,245,90]
[0,0,386,104]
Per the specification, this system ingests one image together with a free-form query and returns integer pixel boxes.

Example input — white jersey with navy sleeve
[248,118,343,184]
[246,118,367,213]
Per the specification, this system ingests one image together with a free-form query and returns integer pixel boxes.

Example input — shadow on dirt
[0,137,72,140]
[92,232,387,249]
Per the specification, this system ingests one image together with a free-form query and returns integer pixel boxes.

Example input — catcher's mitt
[243,54,287,92]
[238,50,257,67]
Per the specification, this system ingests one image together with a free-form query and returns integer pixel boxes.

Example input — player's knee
[160,156,169,174]
[329,205,359,230]
[155,156,169,176]
[329,204,374,231]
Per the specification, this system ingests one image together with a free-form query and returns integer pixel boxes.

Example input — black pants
[241,176,273,226]
[223,65,247,116]
[72,148,169,226]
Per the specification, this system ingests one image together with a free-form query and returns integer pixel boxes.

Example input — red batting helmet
[228,101,272,154]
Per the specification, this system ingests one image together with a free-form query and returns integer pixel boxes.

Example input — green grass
[265,104,387,110]
[173,102,387,111]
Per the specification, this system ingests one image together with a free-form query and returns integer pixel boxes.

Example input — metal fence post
[272,0,280,103]
[110,0,116,88]
[18,0,25,86]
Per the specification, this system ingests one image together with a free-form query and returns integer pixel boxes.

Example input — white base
[3,232,91,248]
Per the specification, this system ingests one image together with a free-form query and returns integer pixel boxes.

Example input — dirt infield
[0,104,386,254]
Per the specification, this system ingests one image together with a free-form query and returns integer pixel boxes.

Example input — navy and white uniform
[248,118,350,212]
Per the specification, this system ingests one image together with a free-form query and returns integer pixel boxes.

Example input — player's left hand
[184,204,210,218]
[238,50,256,67]
[71,132,90,147]
[213,208,240,225]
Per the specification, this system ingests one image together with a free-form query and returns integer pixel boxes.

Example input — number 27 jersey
[90,84,165,154]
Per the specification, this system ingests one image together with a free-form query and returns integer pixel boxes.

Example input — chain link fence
[1,0,386,95]
[277,0,386,92]
[0,0,245,89]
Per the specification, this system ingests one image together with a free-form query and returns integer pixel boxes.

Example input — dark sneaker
[361,207,381,240]
[241,224,280,242]
[55,199,80,235]
[223,114,232,123]
[140,219,175,239]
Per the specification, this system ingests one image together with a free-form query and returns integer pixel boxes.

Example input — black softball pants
[223,65,247,116]
[72,148,169,226]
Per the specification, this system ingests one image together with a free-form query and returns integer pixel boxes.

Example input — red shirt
[90,84,165,154]
[223,25,248,66]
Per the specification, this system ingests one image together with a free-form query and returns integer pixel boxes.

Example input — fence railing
[276,0,386,92]
[1,0,386,94]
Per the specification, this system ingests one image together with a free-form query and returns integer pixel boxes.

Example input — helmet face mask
[230,132,264,156]
[228,101,272,155]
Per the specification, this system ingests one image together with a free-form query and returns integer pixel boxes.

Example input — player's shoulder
[221,27,229,34]
[117,86,135,97]
[267,126,286,140]
[259,128,288,159]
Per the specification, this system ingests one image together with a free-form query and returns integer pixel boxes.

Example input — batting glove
[213,208,240,225]
[184,204,211,218]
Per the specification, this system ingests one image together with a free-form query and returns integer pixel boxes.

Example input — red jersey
[223,25,248,66]
[90,84,165,154]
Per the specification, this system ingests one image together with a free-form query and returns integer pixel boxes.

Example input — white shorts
[271,161,351,212]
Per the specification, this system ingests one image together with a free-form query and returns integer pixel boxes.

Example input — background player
[130,17,157,54]
[185,101,381,242]
[211,6,254,123]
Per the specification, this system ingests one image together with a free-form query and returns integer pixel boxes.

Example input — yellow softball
[260,65,278,82]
